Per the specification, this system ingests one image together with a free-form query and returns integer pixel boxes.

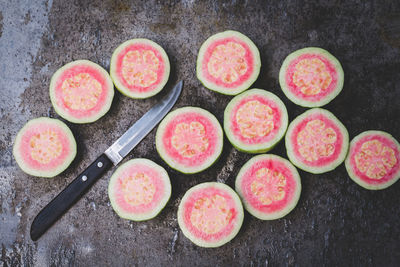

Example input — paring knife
[30,81,183,241]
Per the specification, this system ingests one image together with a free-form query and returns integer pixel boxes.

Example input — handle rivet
[82,175,88,181]
[97,162,103,168]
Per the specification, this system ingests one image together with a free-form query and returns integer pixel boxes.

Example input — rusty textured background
[1,0,400,266]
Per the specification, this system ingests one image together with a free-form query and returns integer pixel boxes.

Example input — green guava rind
[285,108,349,174]
[110,38,170,99]
[196,30,261,95]
[235,154,301,220]
[279,47,344,107]
[224,88,288,153]
[12,117,77,178]
[345,130,400,190]
[156,107,224,174]
[177,182,244,248]
[49,59,114,124]
[108,158,171,221]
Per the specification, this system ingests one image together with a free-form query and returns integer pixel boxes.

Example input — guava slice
[156,107,223,174]
[345,131,400,190]
[110,38,170,99]
[108,158,171,221]
[178,182,244,248]
[235,154,301,220]
[196,30,261,95]
[285,108,349,174]
[224,88,288,153]
[279,47,344,107]
[13,117,77,178]
[50,60,114,123]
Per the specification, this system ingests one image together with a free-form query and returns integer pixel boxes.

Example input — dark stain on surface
[49,240,76,266]
[0,11,3,38]
[112,1,131,13]
[378,13,400,48]
[150,22,178,34]
[23,10,31,25]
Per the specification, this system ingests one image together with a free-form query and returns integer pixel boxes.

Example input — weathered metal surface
[1,0,399,266]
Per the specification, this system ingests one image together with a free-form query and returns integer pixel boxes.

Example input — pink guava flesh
[285,53,338,102]
[290,113,344,167]
[54,64,109,119]
[240,158,297,214]
[229,95,283,145]
[18,122,73,171]
[112,163,166,214]
[349,134,400,186]
[161,112,220,168]
[115,43,166,94]
[201,37,254,88]
[182,187,239,242]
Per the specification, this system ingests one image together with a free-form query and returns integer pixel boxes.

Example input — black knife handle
[30,153,113,241]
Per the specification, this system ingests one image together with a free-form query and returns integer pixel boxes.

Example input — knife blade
[30,81,183,241]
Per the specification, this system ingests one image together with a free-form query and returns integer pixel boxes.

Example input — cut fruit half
[108,158,171,221]
[110,38,170,99]
[13,117,77,178]
[224,88,288,153]
[197,30,261,95]
[279,47,344,107]
[50,60,114,123]
[178,182,244,247]
[156,107,223,174]
[345,131,400,190]
[285,108,349,174]
[235,154,301,220]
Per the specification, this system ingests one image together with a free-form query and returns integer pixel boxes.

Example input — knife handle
[30,153,113,241]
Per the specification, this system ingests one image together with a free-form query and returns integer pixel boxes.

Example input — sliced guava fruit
[49,60,114,123]
[108,158,171,221]
[224,88,288,153]
[235,154,301,220]
[156,107,223,174]
[345,131,400,190]
[178,182,244,247]
[110,38,170,99]
[279,47,344,107]
[285,108,349,174]
[13,117,77,178]
[196,30,261,95]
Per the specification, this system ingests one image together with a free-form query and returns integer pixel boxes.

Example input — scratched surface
[1,0,400,266]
